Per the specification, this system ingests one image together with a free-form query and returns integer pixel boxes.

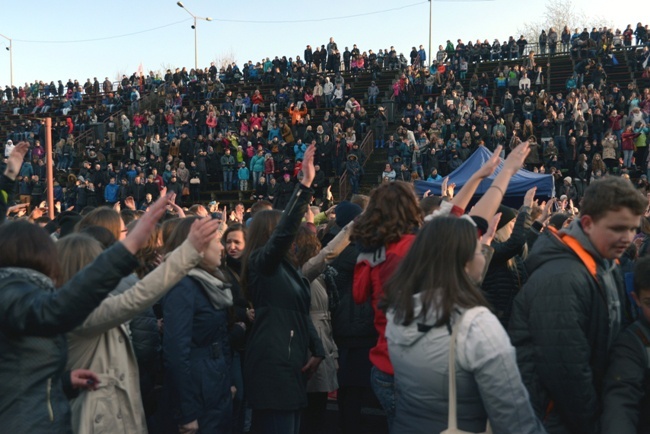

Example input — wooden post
[45,117,54,220]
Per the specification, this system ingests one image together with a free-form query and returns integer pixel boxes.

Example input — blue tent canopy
[414,146,555,198]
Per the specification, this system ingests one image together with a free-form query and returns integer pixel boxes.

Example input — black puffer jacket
[244,184,326,411]
[0,243,138,434]
[481,208,532,328]
[509,222,628,434]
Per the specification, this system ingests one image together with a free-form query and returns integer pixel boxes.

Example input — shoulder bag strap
[447,306,493,434]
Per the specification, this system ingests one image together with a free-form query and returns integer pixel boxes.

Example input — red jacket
[621,131,640,151]
[353,234,416,375]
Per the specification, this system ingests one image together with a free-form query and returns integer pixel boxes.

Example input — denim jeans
[223,171,233,190]
[252,171,262,188]
[370,366,395,431]
[623,149,634,167]
[349,174,359,194]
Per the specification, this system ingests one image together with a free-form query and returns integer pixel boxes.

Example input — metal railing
[338,128,375,201]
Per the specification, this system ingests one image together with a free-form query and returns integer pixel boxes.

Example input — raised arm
[469,141,530,223]
[452,145,502,211]
[0,194,171,336]
[302,221,353,281]
[72,218,220,337]
[252,145,316,274]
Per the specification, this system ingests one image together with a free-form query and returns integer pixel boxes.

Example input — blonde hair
[56,234,103,285]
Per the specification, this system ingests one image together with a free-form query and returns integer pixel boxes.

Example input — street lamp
[176,2,212,71]
[0,33,13,87]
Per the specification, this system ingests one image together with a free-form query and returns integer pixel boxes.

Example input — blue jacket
[160,276,232,432]
[237,167,250,181]
[104,183,119,203]
[294,143,307,160]
[268,127,281,142]
[19,162,33,178]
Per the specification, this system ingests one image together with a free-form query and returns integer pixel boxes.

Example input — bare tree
[516,0,613,47]
[114,67,129,83]
[213,48,238,70]
[157,62,176,77]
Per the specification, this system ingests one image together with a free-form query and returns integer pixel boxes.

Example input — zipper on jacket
[288,330,294,360]
[46,377,54,422]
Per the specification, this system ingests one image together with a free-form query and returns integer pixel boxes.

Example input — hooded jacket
[509,220,628,434]
[354,235,416,375]
[386,301,544,434]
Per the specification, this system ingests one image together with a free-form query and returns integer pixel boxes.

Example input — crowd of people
[1,23,650,208]
[2,21,650,434]
[4,130,650,434]
[1,31,648,210]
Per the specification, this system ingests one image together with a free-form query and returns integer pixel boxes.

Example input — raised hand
[187,217,223,253]
[124,197,136,210]
[300,144,316,187]
[475,145,503,179]
[4,141,29,180]
[441,177,449,196]
[503,141,530,175]
[447,182,456,199]
[539,198,555,223]
[523,187,537,208]
[122,194,172,254]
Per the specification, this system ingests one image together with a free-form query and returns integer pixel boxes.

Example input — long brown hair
[240,210,285,299]
[383,217,488,327]
[351,181,422,250]
[163,217,198,254]
[56,234,103,286]
[0,220,60,281]
[128,221,161,278]
[294,225,322,268]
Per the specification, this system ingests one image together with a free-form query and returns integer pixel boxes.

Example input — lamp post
[176,2,212,71]
[0,33,13,87]
[428,0,432,67]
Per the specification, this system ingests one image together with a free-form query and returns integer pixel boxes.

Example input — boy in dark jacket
[510,177,647,434]
[601,256,650,434]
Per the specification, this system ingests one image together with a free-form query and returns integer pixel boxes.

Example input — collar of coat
[0,267,56,292]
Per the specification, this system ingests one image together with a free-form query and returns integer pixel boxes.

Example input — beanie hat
[564,176,572,184]
[496,204,517,231]
[335,201,362,228]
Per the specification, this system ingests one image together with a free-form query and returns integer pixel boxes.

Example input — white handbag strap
[447,307,490,432]
[446,309,464,430]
